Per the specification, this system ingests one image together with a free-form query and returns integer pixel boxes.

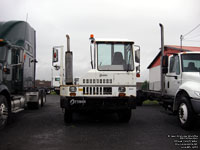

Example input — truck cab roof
[0,21,36,51]
[95,38,134,44]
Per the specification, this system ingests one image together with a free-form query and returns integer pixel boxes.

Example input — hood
[182,72,200,84]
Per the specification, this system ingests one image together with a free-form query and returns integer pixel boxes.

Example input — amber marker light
[119,93,126,97]
[70,93,76,96]
[90,34,94,39]
[24,54,26,60]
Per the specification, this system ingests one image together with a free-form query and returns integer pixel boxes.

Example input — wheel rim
[0,102,8,127]
[178,103,188,124]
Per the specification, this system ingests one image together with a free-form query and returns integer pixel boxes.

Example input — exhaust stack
[65,34,73,85]
[66,34,70,52]
[159,23,165,96]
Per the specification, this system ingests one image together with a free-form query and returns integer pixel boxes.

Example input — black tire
[136,90,145,106]
[55,90,60,95]
[41,90,46,107]
[64,109,72,123]
[118,109,132,123]
[36,97,42,109]
[178,96,195,130]
[0,95,9,129]
[27,102,33,109]
[137,100,143,106]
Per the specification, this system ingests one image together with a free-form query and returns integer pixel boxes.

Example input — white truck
[138,24,200,129]
[56,34,140,123]
[52,75,60,94]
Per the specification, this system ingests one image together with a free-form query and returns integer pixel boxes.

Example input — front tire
[41,91,46,107]
[0,95,9,129]
[118,109,132,122]
[178,96,195,130]
[64,109,72,123]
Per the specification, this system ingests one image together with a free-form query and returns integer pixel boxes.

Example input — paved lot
[0,95,200,150]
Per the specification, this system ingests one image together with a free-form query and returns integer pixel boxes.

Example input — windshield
[0,46,7,62]
[97,43,134,71]
[182,54,200,72]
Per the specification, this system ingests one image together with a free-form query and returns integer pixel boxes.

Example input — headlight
[194,91,200,97]
[118,87,126,92]
[69,86,77,92]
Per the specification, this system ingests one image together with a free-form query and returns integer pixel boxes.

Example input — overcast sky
[1,0,200,82]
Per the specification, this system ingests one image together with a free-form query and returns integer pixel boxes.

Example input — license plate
[70,99,86,105]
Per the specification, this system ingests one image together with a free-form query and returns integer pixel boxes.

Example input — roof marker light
[90,34,94,39]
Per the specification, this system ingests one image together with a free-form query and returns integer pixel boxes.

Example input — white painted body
[149,52,200,113]
[60,69,137,97]
[149,52,200,98]
[52,76,60,90]
[60,38,138,99]
[149,65,160,91]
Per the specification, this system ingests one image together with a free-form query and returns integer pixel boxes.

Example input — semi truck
[0,21,46,129]
[54,34,140,123]
[138,24,200,129]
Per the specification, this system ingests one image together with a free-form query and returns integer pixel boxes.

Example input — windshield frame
[181,53,200,72]
[97,42,134,71]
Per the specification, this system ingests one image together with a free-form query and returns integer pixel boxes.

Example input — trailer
[0,21,46,129]
[138,24,200,129]
[53,34,140,123]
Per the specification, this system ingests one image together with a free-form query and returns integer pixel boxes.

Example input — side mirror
[162,55,168,67]
[52,48,58,63]
[162,55,168,74]
[135,49,140,63]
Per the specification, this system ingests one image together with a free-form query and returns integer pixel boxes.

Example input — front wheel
[178,96,195,130]
[118,109,132,123]
[0,95,9,129]
[64,109,72,123]
[41,91,46,107]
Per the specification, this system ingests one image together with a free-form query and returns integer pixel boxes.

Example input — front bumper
[60,96,136,112]
[191,98,200,114]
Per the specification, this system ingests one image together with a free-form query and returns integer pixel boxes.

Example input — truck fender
[173,89,190,112]
[173,81,199,112]
[178,81,200,98]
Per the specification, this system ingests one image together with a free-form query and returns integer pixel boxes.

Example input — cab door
[4,48,23,93]
[165,55,181,96]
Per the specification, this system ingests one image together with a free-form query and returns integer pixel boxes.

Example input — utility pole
[180,35,183,50]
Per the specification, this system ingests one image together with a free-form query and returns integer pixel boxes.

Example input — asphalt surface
[0,95,200,150]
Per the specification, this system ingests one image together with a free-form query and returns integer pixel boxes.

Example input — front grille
[82,79,112,84]
[103,87,112,95]
[83,87,112,95]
